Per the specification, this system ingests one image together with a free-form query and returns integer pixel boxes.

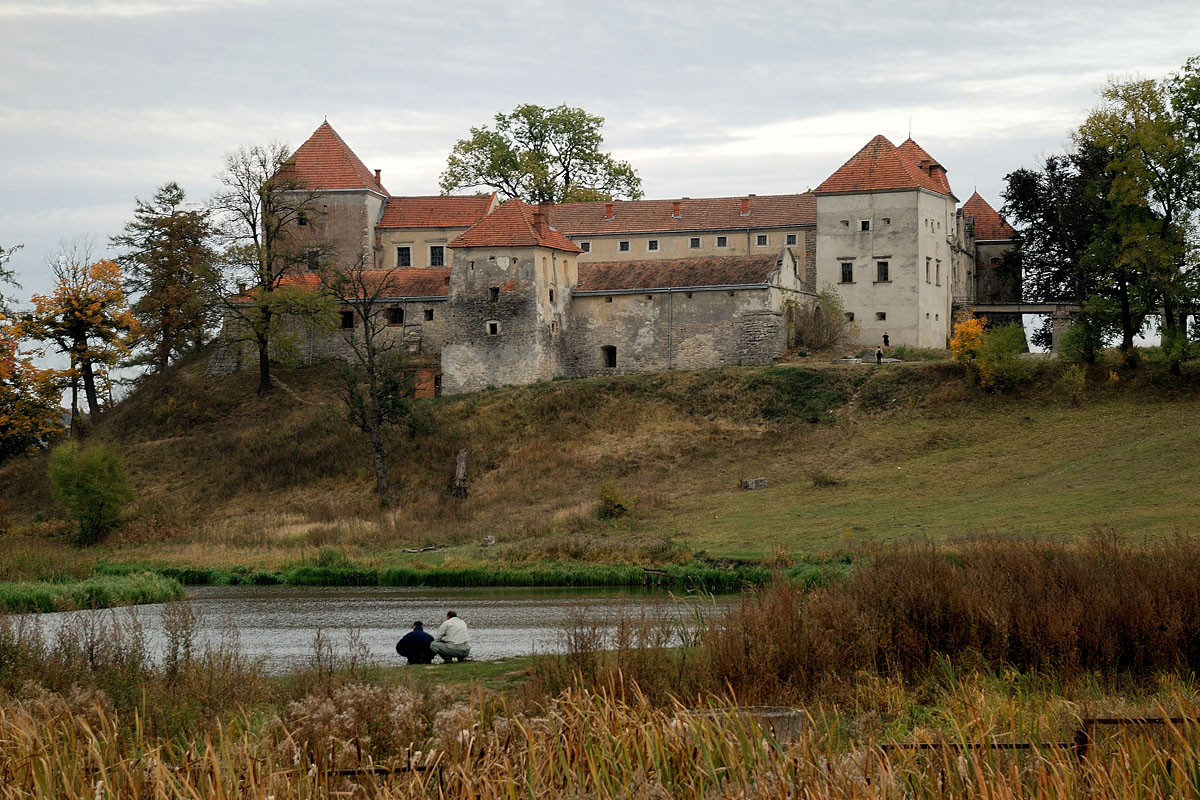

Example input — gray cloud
[1,0,1197,300]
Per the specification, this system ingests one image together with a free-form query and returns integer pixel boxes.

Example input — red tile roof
[279,121,388,195]
[962,192,1016,241]
[547,194,815,236]
[448,198,582,252]
[575,253,780,292]
[378,194,497,228]
[817,135,953,197]
[232,269,450,302]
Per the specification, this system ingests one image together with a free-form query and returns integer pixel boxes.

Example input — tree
[110,182,220,372]
[47,442,134,545]
[1080,71,1200,366]
[0,319,65,463]
[22,245,137,426]
[321,267,421,497]
[0,243,22,316]
[439,104,644,203]
[212,143,335,396]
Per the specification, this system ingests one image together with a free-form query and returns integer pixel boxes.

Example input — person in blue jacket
[395,621,434,664]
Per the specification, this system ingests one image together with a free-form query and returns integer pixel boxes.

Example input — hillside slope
[1,354,1198,575]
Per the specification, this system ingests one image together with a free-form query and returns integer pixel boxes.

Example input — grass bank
[0,572,184,613]
[95,557,848,593]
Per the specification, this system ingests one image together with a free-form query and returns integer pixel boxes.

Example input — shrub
[974,323,1034,391]
[597,482,635,520]
[787,286,859,350]
[949,312,985,370]
[47,442,134,545]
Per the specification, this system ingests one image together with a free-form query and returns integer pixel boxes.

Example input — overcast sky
[2,0,1198,301]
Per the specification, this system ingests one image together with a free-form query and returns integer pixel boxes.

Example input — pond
[24,585,735,674]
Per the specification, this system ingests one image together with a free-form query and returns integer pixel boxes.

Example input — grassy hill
[1,349,1198,581]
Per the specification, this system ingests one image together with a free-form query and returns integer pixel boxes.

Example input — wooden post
[452,448,468,499]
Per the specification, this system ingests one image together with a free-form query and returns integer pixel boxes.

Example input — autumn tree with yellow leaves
[0,320,65,463]
[22,246,137,426]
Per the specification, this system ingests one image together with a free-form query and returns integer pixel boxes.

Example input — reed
[0,572,184,613]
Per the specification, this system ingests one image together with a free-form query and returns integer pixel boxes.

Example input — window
[840,219,850,227]
[645,239,658,251]
[298,213,308,227]
[925,257,931,283]
[689,237,701,249]
[602,345,617,368]
[875,312,886,321]
[716,236,728,247]
[386,307,404,326]
[876,261,889,282]
[423,308,434,321]
[486,320,500,336]
[840,262,853,283]
[396,246,411,267]
[755,234,768,246]
[845,312,855,322]
[785,233,797,246]
[429,245,444,267]
[618,240,630,252]
[882,217,891,225]
[489,286,500,302]
[605,296,613,303]
[306,249,320,271]
[935,260,941,285]
[860,220,871,232]
[548,289,555,303]
[578,242,590,253]
[340,310,355,329]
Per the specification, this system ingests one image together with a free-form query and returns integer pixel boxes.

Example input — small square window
[860,220,871,232]
[689,237,701,249]
[845,312,855,322]
[429,245,444,267]
[755,234,768,246]
[298,213,308,227]
[424,308,434,321]
[605,296,613,303]
[397,246,411,267]
[882,217,891,225]
[716,236,728,247]
[875,312,886,321]
[340,310,355,329]
[386,307,404,326]
[580,241,591,253]
[840,219,850,227]
[618,240,630,252]
[840,262,853,283]
[486,320,500,336]
[785,233,797,246]
[647,239,659,251]
[876,261,889,282]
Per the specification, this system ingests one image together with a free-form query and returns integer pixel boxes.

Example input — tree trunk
[79,356,101,420]
[368,421,388,495]
[452,448,469,499]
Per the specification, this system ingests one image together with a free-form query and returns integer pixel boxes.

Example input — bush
[788,286,859,350]
[974,323,1033,391]
[597,482,635,520]
[47,442,134,545]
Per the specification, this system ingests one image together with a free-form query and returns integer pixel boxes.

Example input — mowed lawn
[655,395,1197,558]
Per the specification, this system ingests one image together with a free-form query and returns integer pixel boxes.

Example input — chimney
[374,168,382,183]
[740,197,750,216]
[672,200,682,219]
[534,202,552,237]
[604,202,614,220]
[919,158,931,173]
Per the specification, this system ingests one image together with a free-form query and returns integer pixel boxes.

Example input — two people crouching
[396,610,470,664]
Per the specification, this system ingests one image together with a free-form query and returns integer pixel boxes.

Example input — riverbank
[0,572,183,613]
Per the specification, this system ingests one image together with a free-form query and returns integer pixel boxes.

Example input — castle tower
[815,135,958,347]
[278,121,389,271]
[441,199,583,394]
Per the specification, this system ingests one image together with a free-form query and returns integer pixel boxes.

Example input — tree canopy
[111,182,220,372]
[1003,56,1200,363]
[439,104,644,203]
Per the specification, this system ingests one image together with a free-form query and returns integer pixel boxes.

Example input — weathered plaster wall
[573,228,814,262]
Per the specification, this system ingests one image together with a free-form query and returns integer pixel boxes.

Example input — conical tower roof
[281,121,388,194]
[448,198,581,252]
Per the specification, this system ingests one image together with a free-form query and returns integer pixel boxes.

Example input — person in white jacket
[430,610,471,663]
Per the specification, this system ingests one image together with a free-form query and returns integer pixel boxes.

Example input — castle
[213,122,1017,394]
